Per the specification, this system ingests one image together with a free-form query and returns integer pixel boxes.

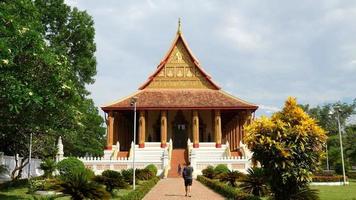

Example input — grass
[311,179,356,200]
[0,180,149,200]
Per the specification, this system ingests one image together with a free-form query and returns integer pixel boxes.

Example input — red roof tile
[102,89,258,111]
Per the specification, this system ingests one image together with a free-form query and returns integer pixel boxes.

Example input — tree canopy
[0,0,105,179]
[300,99,356,170]
[245,97,327,200]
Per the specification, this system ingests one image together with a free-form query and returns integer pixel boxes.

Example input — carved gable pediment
[145,37,217,89]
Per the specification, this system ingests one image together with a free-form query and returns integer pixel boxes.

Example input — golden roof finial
[177,17,182,34]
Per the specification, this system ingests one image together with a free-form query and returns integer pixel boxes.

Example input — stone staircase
[192,143,228,160]
[168,149,188,178]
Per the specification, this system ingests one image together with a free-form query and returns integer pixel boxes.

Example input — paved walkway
[143,178,225,200]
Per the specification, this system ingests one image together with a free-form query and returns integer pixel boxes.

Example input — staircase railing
[162,139,173,178]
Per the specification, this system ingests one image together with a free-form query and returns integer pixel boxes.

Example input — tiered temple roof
[102,21,258,112]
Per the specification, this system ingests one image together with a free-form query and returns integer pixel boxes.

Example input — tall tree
[0,0,104,179]
[300,100,356,168]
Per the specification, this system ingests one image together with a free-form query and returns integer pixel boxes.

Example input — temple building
[101,21,258,165]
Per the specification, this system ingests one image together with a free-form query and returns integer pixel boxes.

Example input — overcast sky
[65,0,356,116]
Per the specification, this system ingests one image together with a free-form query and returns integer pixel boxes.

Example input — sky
[65,0,356,117]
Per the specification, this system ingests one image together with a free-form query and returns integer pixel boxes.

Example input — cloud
[258,104,281,114]
[64,0,356,114]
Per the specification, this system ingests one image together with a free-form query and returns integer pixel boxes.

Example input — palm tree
[240,167,269,197]
[57,168,110,200]
[219,170,242,187]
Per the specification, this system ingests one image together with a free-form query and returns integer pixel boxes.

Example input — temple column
[214,110,222,148]
[139,111,145,148]
[192,110,199,148]
[160,111,167,148]
[113,112,119,145]
[106,111,114,150]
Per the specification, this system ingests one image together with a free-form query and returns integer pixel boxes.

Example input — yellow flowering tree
[245,97,327,200]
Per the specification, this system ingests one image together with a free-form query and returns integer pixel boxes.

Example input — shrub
[347,171,356,179]
[219,170,242,187]
[145,164,158,176]
[240,168,269,197]
[94,170,128,192]
[214,164,229,177]
[313,170,334,176]
[121,169,133,185]
[28,179,46,194]
[312,175,346,182]
[40,158,57,178]
[136,168,154,180]
[334,162,349,175]
[0,178,29,189]
[197,175,260,200]
[118,177,159,200]
[202,165,215,179]
[244,97,327,199]
[57,157,85,179]
[289,186,319,200]
[57,167,110,200]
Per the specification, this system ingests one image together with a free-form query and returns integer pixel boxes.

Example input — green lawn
[0,181,148,200]
[311,179,356,200]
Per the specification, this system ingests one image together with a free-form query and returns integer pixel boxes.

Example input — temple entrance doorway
[172,111,188,149]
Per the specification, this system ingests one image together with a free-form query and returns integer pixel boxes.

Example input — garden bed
[197,175,260,200]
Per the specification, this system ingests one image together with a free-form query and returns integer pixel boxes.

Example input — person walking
[182,162,194,197]
[178,163,182,176]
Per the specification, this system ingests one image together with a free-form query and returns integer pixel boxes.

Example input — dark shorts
[184,178,192,186]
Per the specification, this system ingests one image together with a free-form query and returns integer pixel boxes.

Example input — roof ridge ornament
[177,17,182,34]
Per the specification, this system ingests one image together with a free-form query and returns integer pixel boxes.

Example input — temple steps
[168,149,188,178]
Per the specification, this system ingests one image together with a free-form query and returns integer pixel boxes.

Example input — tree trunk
[10,156,29,180]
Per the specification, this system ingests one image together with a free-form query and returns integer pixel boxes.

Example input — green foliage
[28,179,46,194]
[347,171,356,179]
[57,167,110,200]
[135,168,154,181]
[57,157,84,179]
[197,175,260,200]
[39,159,56,178]
[301,100,356,168]
[219,170,242,187]
[334,161,349,175]
[289,186,319,200]
[0,0,105,180]
[145,164,158,176]
[121,169,133,185]
[0,179,29,190]
[202,165,215,179]
[32,196,57,200]
[240,168,269,197]
[214,164,229,177]
[245,97,327,200]
[118,177,159,200]
[94,170,128,192]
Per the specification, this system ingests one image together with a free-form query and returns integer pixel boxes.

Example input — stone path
[143,178,225,200]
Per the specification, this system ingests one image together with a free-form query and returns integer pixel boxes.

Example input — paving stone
[143,178,225,200]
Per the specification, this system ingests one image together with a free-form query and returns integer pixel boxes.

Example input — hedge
[197,175,260,200]
[118,177,159,200]
[347,171,356,179]
[312,175,347,182]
